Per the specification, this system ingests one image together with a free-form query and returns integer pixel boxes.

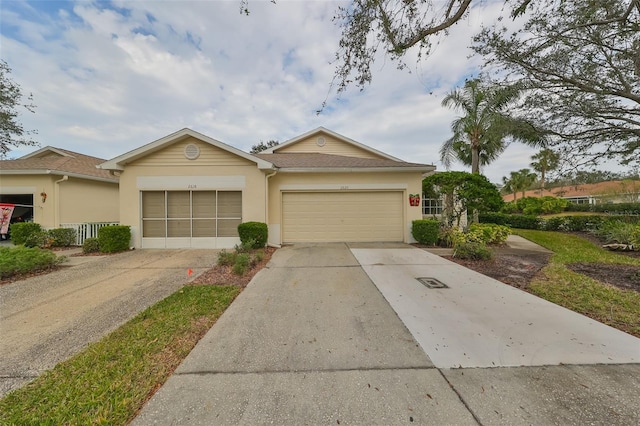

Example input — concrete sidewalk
[133,243,640,425]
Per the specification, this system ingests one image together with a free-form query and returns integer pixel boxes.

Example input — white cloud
[1,0,624,184]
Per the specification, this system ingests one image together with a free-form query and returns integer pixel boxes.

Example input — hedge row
[479,212,640,232]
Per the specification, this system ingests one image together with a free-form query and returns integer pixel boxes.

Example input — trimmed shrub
[82,237,100,254]
[8,222,42,245]
[563,215,603,232]
[0,246,62,279]
[97,225,131,253]
[237,222,268,249]
[48,228,77,247]
[24,230,51,248]
[453,242,494,260]
[412,219,440,245]
[479,213,542,230]
[467,223,510,245]
[543,217,567,231]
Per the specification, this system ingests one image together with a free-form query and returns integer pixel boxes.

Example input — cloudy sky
[1,0,542,184]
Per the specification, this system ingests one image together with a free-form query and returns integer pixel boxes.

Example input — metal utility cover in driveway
[416,277,448,288]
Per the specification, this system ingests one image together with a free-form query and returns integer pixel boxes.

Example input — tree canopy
[0,60,37,157]
[250,139,280,154]
[423,171,503,226]
[473,0,640,168]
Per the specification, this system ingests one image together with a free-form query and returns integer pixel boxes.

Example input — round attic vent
[316,137,326,147]
[184,144,200,160]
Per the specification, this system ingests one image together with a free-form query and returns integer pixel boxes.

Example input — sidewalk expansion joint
[175,365,436,377]
[436,368,483,425]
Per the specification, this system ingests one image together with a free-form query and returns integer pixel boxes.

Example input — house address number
[188,184,197,189]
[340,186,349,190]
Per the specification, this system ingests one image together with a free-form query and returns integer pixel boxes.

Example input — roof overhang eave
[276,166,435,173]
[0,169,118,183]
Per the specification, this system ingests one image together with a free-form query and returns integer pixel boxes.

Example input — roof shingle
[254,152,431,169]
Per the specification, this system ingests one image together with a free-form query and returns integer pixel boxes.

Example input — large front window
[142,191,242,238]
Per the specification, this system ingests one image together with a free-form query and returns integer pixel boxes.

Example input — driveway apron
[135,243,640,426]
[0,249,217,397]
[132,243,477,425]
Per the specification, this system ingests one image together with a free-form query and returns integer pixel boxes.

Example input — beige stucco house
[98,127,435,249]
[0,147,119,230]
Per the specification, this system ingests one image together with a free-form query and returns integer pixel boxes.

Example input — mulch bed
[189,247,277,287]
[566,262,640,293]
[444,252,552,290]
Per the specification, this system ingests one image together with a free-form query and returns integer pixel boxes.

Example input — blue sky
[1,0,543,183]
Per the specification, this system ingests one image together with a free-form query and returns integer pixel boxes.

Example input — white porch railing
[60,222,119,246]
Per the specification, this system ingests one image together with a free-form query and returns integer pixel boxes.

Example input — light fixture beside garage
[184,144,200,160]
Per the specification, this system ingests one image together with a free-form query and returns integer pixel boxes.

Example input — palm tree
[501,175,517,201]
[530,149,560,195]
[440,78,545,174]
[511,168,537,199]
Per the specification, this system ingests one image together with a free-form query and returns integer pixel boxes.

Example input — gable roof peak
[20,146,76,160]
[98,127,273,171]
[263,127,403,161]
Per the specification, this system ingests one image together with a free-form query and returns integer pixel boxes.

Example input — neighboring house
[0,147,119,232]
[98,127,435,249]
[503,180,640,204]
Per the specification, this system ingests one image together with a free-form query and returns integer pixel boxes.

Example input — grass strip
[513,229,640,337]
[0,285,240,425]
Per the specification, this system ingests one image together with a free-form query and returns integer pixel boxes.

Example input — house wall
[266,171,424,245]
[0,174,55,227]
[1,174,119,228]
[58,178,119,224]
[119,138,266,248]
[275,133,383,159]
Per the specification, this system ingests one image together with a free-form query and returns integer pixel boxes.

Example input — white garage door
[282,191,404,243]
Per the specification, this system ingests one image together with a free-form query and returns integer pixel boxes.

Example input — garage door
[282,191,404,243]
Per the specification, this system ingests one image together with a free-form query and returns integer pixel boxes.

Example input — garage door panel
[282,192,403,243]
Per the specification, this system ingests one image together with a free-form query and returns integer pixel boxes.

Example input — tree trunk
[471,137,480,174]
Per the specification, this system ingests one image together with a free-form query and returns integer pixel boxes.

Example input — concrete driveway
[133,243,640,425]
[0,249,217,397]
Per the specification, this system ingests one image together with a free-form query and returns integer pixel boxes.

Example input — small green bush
[97,225,131,253]
[8,222,42,245]
[237,222,268,248]
[234,239,256,254]
[82,237,100,254]
[453,242,494,260]
[254,249,264,263]
[217,250,237,266]
[593,219,637,245]
[48,228,77,247]
[467,223,510,245]
[232,253,250,275]
[0,246,62,279]
[631,225,640,250]
[412,219,440,245]
[24,230,51,248]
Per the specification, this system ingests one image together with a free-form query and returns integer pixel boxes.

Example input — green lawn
[513,229,640,337]
[0,285,240,425]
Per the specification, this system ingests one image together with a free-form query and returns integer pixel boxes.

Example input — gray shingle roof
[0,147,118,182]
[254,153,431,169]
